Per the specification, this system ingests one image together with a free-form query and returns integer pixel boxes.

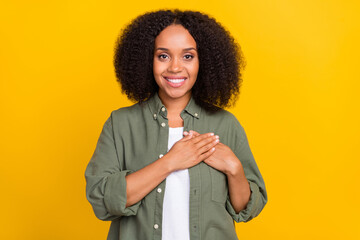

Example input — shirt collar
[147,92,201,119]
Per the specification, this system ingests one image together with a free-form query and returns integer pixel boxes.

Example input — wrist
[225,160,243,177]
[159,153,175,174]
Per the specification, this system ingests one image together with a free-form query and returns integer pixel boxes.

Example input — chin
[161,89,191,100]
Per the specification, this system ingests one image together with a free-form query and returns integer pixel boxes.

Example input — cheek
[153,61,164,87]
[190,63,199,77]
[153,60,166,76]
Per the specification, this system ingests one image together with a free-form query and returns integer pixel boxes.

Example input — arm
[125,131,219,207]
[228,124,267,222]
[204,142,251,213]
[85,116,219,220]
[186,128,267,222]
[85,117,136,221]
[227,163,251,213]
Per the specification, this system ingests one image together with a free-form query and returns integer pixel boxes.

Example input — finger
[197,137,219,153]
[191,131,219,144]
[191,132,215,144]
[179,133,193,142]
[189,130,200,137]
[199,146,216,161]
[195,135,219,150]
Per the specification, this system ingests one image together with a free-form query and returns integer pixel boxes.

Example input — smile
[164,77,186,83]
[163,77,187,87]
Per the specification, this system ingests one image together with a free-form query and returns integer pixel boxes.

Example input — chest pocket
[209,167,228,203]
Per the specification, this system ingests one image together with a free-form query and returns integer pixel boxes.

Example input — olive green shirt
[85,94,267,240]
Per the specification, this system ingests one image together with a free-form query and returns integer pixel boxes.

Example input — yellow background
[1,0,359,239]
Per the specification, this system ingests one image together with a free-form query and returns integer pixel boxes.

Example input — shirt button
[159,154,163,158]
[194,113,198,117]
[154,224,159,229]
[157,188,162,193]
[153,113,157,119]
[161,107,166,112]
[161,122,166,127]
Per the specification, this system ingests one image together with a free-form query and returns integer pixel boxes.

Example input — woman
[85,9,267,240]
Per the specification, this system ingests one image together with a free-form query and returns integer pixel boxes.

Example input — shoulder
[201,107,247,149]
[101,102,148,130]
[110,102,147,120]
[202,107,244,131]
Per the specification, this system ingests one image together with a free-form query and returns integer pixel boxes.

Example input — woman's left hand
[184,130,242,176]
[184,130,251,213]
[204,142,243,176]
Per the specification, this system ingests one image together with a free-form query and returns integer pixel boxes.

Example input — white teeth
[166,78,185,83]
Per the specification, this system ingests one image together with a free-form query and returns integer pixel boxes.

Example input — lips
[163,76,187,87]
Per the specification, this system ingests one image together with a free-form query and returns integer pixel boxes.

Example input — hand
[186,131,243,176]
[163,131,220,172]
[185,130,251,212]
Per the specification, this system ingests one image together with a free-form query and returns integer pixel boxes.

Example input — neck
[158,92,191,115]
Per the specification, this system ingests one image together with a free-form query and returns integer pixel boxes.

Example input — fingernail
[210,133,214,136]
[183,131,189,136]
[215,135,219,139]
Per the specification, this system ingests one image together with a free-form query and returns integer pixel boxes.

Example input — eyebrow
[155,47,197,52]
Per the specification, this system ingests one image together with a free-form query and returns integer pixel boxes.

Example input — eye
[158,54,169,60]
[184,54,194,60]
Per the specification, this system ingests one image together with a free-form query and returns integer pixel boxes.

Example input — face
[153,24,199,104]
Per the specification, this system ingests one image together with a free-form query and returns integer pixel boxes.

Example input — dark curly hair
[114,9,245,112]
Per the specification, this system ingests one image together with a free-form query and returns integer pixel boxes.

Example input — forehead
[154,24,197,48]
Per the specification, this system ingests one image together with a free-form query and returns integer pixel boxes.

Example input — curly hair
[114,9,245,112]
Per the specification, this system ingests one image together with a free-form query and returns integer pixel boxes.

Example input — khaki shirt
[85,93,267,240]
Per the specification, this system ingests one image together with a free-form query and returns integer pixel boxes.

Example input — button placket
[153,109,168,240]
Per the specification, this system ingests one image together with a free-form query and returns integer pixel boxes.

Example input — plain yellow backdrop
[1,0,359,239]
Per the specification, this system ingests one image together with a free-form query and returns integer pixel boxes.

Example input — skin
[125,24,250,213]
[153,24,199,128]
[184,131,251,212]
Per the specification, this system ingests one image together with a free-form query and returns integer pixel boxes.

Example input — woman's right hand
[163,131,219,171]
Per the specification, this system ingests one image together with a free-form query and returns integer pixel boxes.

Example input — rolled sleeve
[85,115,141,221]
[104,170,141,217]
[226,181,263,222]
[226,115,267,222]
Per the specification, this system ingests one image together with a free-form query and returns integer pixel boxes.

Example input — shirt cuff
[226,181,260,222]
[104,170,141,217]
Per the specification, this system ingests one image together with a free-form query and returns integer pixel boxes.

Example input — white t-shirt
[162,127,190,240]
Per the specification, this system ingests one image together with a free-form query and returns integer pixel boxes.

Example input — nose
[168,57,182,72]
